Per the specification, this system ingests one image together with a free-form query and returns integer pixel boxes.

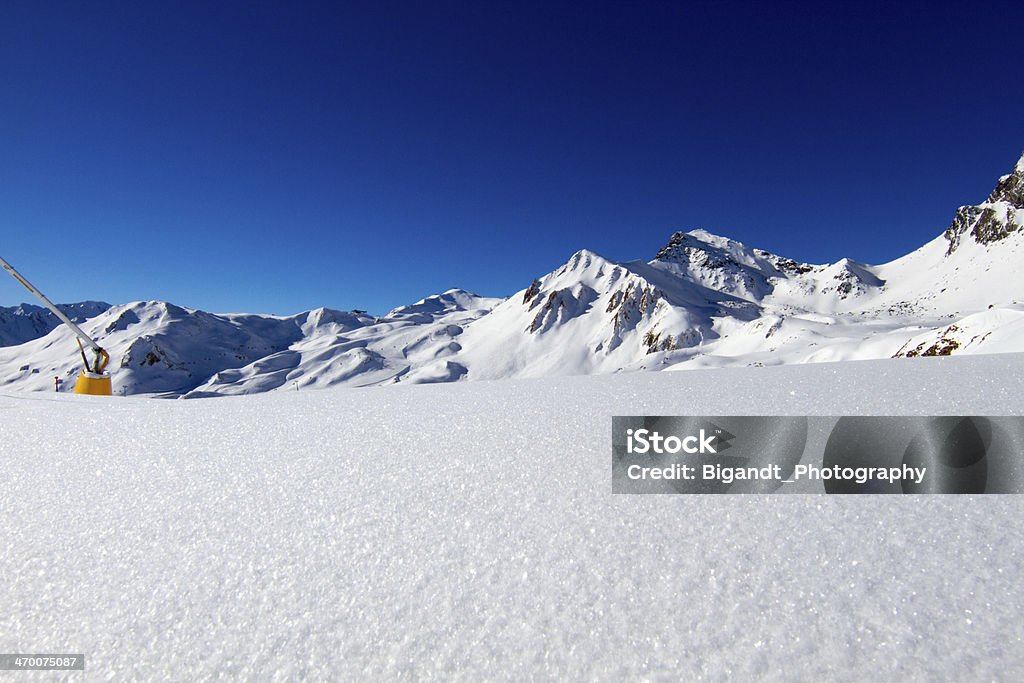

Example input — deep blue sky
[2,1,1022,315]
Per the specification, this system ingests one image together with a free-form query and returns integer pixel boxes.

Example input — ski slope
[2,354,1023,680]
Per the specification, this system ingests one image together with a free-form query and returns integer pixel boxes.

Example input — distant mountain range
[0,301,111,347]
[3,152,1023,396]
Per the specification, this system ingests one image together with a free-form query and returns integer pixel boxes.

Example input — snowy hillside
[0,301,327,395]
[2,152,1023,396]
[3,355,1023,679]
[0,291,501,396]
[188,290,501,396]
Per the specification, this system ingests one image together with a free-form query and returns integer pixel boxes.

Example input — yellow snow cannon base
[74,371,112,396]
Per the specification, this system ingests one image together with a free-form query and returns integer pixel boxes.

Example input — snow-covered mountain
[0,301,111,347]
[450,152,1023,377]
[2,152,1023,396]
[187,290,501,397]
[0,291,501,395]
[1,301,314,394]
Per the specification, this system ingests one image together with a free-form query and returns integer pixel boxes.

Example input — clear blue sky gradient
[2,1,1023,315]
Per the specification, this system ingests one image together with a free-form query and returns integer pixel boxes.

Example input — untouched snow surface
[2,355,1024,680]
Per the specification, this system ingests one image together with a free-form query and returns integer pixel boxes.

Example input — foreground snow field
[2,355,1024,680]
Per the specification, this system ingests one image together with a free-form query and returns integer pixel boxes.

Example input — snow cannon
[0,254,113,396]
[74,372,112,395]
[73,342,112,395]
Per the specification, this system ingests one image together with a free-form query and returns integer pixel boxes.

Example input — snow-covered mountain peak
[817,258,884,296]
[547,248,620,283]
[655,230,730,260]
[301,307,375,335]
[651,230,780,300]
[655,229,795,272]
[684,228,743,249]
[387,289,500,320]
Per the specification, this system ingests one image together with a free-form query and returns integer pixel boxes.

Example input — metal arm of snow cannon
[77,338,110,374]
[0,254,110,374]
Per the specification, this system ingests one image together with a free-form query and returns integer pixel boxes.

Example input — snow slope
[2,355,1023,680]
[186,289,501,396]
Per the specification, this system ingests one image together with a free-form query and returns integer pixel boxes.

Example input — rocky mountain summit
[945,151,1024,253]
